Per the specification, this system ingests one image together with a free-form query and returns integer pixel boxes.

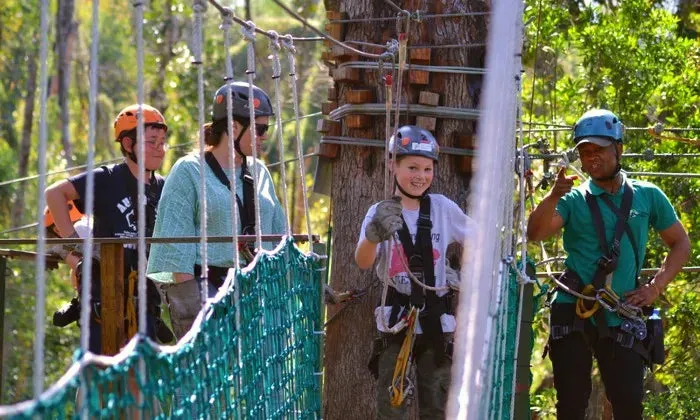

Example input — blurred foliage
[0,0,331,404]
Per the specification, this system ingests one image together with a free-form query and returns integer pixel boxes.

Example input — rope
[270,0,387,59]
[220,7,241,270]
[268,31,292,236]
[328,103,480,121]
[389,307,418,407]
[281,35,313,244]
[219,13,242,416]
[33,0,50,399]
[193,0,209,304]
[242,21,264,250]
[206,0,322,42]
[647,127,700,146]
[80,0,99,361]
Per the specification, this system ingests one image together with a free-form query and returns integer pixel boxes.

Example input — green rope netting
[7,238,323,419]
[487,259,543,419]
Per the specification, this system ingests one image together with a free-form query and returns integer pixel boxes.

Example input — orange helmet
[44,201,84,229]
[113,104,167,141]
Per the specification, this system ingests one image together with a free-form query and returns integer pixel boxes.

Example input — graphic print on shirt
[389,241,441,296]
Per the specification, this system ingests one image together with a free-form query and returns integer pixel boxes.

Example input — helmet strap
[233,121,249,159]
[595,149,622,181]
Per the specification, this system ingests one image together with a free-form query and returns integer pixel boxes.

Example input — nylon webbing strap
[598,184,640,279]
[584,180,635,336]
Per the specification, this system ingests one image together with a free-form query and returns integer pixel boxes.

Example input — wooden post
[100,243,124,355]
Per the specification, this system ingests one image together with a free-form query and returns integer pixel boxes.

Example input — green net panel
[4,238,323,419]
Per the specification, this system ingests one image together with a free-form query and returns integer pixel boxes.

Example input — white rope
[193,0,208,304]
[268,31,292,236]
[281,35,313,244]
[448,0,523,417]
[219,9,243,419]
[242,21,264,250]
[33,0,51,399]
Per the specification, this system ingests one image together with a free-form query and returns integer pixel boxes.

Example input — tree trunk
[11,47,39,228]
[322,1,488,418]
[56,0,76,167]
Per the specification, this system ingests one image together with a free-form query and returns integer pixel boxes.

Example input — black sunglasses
[254,123,270,137]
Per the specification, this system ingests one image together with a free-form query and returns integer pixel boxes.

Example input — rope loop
[220,7,234,30]
[281,34,297,54]
[396,10,411,34]
[269,32,282,80]
[241,20,257,42]
[192,0,207,13]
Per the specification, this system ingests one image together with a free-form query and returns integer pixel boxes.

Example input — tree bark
[56,0,76,167]
[11,46,39,228]
[322,1,488,418]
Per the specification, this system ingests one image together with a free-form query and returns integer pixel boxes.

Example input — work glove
[365,197,403,244]
[446,262,461,291]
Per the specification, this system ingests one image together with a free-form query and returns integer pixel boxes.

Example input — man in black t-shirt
[45,104,173,353]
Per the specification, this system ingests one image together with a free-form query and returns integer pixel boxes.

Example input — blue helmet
[573,109,624,145]
[388,125,439,162]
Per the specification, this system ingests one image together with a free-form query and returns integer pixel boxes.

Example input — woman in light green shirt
[147,81,286,338]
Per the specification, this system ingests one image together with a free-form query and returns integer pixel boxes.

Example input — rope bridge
[2,239,323,419]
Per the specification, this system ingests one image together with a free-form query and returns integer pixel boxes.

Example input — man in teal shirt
[527,109,689,419]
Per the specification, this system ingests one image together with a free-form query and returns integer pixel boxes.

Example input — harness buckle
[417,214,432,230]
[615,331,635,349]
[550,325,571,340]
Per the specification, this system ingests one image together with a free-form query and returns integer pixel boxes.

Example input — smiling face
[577,141,622,180]
[121,125,167,171]
[393,155,435,197]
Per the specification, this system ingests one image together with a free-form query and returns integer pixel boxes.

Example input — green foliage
[524,0,700,416]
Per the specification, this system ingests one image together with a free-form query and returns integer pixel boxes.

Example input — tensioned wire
[33,0,51,400]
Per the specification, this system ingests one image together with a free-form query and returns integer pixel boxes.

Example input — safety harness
[386,196,449,362]
[552,179,649,354]
[204,151,257,266]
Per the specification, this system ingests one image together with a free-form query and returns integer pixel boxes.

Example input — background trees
[0,0,697,416]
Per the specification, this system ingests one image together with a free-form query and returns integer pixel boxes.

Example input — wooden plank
[318,143,340,159]
[100,243,124,356]
[345,115,372,129]
[409,70,430,85]
[328,86,337,101]
[330,44,360,63]
[416,116,437,132]
[326,10,344,21]
[317,119,341,136]
[344,89,375,104]
[455,134,475,174]
[409,48,431,64]
[332,67,361,84]
[418,91,440,106]
[325,23,343,41]
[322,101,338,115]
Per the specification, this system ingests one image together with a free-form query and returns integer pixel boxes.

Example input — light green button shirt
[147,153,287,283]
[555,173,678,325]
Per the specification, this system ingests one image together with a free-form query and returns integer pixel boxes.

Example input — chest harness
[202,151,256,287]
[552,180,648,352]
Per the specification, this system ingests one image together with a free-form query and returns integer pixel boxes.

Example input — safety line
[270,0,389,59]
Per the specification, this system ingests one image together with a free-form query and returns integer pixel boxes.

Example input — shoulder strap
[598,181,640,279]
[204,151,255,236]
[240,161,256,235]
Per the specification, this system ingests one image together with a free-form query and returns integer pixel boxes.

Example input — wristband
[649,280,662,296]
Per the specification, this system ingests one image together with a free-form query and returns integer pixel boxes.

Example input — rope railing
[337,60,487,75]
[329,11,490,24]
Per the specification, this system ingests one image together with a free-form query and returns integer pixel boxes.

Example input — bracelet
[649,280,662,296]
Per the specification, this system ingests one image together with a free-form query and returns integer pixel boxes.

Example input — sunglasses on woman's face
[254,124,270,137]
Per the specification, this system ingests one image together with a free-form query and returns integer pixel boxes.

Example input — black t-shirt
[70,163,164,301]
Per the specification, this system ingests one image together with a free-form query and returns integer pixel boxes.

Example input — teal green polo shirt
[554,173,679,326]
